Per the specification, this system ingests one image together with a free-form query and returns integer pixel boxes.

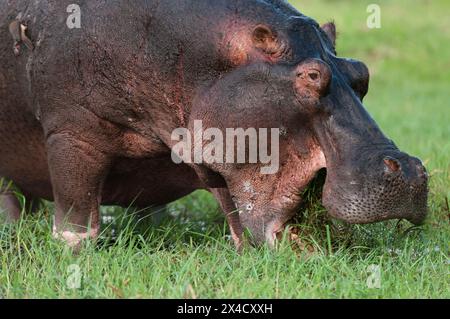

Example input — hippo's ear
[321,22,337,48]
[252,25,282,55]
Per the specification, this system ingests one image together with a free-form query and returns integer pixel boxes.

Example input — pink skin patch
[52,225,99,248]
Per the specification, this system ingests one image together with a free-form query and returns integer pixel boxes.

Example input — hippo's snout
[322,151,428,226]
[383,154,428,224]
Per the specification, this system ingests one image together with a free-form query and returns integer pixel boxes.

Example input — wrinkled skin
[0,0,427,249]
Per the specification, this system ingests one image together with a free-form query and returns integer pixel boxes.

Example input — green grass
[0,0,449,298]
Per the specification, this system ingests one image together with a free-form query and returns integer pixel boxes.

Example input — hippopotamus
[0,0,428,249]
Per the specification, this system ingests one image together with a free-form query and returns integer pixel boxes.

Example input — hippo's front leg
[46,133,112,249]
[0,181,42,222]
[210,188,244,251]
[0,189,21,222]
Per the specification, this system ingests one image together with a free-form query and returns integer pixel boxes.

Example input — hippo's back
[0,0,302,200]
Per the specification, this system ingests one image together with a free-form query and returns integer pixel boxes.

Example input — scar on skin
[9,20,34,56]
[243,181,255,193]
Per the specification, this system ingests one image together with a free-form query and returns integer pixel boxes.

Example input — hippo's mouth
[285,164,428,231]
[320,166,428,226]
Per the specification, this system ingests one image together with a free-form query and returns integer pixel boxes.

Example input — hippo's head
[189,14,428,245]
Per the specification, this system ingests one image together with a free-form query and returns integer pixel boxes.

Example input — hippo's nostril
[383,156,401,173]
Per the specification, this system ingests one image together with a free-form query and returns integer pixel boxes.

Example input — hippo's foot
[0,191,42,223]
[52,225,99,251]
[0,192,21,222]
